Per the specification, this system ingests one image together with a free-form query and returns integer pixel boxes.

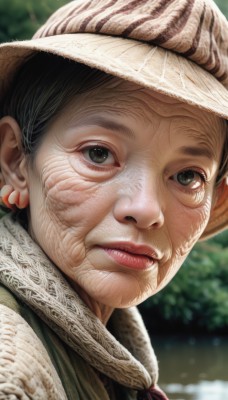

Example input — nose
[113,175,165,230]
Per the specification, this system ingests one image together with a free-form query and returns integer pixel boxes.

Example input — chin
[91,284,153,309]
[73,269,157,308]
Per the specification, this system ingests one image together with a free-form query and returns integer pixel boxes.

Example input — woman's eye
[173,169,206,189]
[82,146,116,165]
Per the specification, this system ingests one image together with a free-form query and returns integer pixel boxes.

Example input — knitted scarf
[0,214,168,400]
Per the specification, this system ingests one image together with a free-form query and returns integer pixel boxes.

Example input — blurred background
[0,1,227,399]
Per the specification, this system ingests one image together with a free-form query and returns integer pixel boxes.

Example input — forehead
[62,77,226,149]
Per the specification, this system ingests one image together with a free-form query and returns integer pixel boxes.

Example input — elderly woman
[0,0,227,399]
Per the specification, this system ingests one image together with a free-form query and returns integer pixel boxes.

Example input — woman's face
[27,79,224,309]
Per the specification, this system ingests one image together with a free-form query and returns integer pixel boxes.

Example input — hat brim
[0,33,227,238]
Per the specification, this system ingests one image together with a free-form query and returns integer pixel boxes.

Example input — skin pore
[10,79,225,325]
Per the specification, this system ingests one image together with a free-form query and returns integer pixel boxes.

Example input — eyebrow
[177,145,215,160]
[71,116,218,160]
[72,116,135,138]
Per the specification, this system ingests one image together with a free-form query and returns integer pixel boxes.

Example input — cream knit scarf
[0,214,159,393]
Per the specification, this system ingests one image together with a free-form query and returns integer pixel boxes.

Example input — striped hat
[0,0,227,239]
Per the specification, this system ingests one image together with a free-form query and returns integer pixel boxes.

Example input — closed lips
[98,242,160,270]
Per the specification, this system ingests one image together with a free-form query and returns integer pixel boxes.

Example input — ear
[0,116,29,208]
[212,177,228,210]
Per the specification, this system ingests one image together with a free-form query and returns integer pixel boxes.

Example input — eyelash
[79,144,119,168]
[171,168,207,193]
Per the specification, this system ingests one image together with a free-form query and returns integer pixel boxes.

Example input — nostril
[125,216,137,223]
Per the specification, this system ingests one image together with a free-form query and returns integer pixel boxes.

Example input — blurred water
[151,335,228,400]
[163,381,228,400]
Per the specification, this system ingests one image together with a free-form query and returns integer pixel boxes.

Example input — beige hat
[0,0,227,239]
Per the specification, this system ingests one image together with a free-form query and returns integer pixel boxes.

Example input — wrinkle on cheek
[173,193,212,244]
[157,254,186,292]
[178,200,212,253]
[157,220,203,290]
[40,158,99,211]
[58,233,86,269]
[142,270,158,297]
[30,156,105,262]
[156,198,213,292]
[33,216,87,272]
[45,179,97,210]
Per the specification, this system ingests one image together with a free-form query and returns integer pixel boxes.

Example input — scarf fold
[0,214,167,398]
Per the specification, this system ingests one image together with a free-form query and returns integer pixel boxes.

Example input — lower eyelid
[169,175,206,196]
[179,186,204,195]
[78,153,120,174]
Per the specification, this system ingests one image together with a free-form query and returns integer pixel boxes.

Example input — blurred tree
[0,0,69,42]
[214,0,228,17]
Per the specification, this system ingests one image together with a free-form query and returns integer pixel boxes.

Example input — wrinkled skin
[2,79,225,324]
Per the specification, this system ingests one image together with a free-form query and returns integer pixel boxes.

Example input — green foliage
[141,231,228,333]
[214,0,228,18]
[0,0,68,42]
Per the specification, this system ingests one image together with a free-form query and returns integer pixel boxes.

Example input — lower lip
[101,247,154,270]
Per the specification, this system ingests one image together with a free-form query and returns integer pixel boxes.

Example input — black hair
[0,52,113,155]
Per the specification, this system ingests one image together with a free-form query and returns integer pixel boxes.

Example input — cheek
[157,195,213,291]
[174,195,212,253]
[28,158,91,252]
[38,156,107,227]
[43,157,95,207]
[169,193,212,252]
[29,156,117,252]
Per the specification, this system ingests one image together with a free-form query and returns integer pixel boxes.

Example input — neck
[68,279,114,325]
